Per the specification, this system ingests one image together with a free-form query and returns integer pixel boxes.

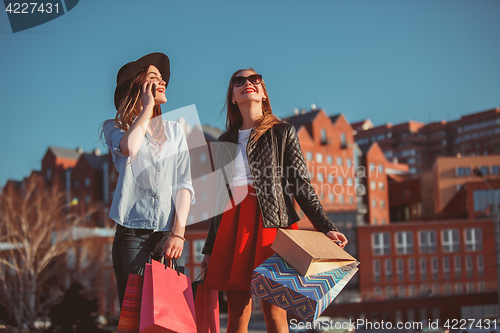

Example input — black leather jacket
[202,122,338,255]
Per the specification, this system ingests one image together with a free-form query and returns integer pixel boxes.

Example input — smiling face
[145,65,167,105]
[231,69,266,106]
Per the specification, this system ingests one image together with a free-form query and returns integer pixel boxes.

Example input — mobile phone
[152,83,157,98]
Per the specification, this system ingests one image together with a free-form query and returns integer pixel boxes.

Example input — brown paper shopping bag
[271,229,357,276]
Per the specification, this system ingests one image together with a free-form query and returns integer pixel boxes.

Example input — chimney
[93,148,101,156]
[300,109,306,114]
[311,104,316,111]
[293,108,299,116]
[76,147,83,154]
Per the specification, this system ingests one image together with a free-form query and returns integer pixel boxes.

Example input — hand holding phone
[152,83,156,98]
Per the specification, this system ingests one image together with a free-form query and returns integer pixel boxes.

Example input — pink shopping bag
[140,259,196,333]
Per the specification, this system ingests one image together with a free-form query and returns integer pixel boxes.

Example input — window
[420,258,427,281]
[443,257,450,279]
[329,193,334,202]
[306,152,312,161]
[455,283,463,294]
[373,217,378,225]
[84,177,91,187]
[337,157,343,166]
[466,255,473,278]
[373,259,380,282]
[378,182,385,190]
[409,285,417,298]
[85,195,91,204]
[74,179,80,189]
[380,200,386,209]
[347,159,352,167]
[386,286,394,298]
[492,165,500,175]
[465,228,482,251]
[478,281,486,292]
[372,232,390,255]
[321,129,327,144]
[479,165,489,175]
[184,240,190,264]
[379,164,384,174]
[396,258,404,282]
[340,133,346,147]
[408,258,415,281]
[316,153,323,163]
[397,285,405,298]
[385,259,392,282]
[465,282,474,293]
[396,231,414,255]
[444,283,451,295]
[317,172,324,182]
[382,218,387,225]
[454,256,461,278]
[372,199,377,208]
[477,255,484,278]
[194,240,205,263]
[455,167,471,176]
[419,231,437,253]
[327,155,333,164]
[338,176,344,185]
[370,181,376,190]
[328,174,334,183]
[339,195,344,204]
[431,257,439,280]
[442,229,459,253]
[46,168,52,181]
[348,196,354,204]
[347,178,353,186]
[473,189,500,212]
[200,153,207,163]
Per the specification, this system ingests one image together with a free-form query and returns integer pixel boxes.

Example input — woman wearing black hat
[201,68,347,333]
[102,53,195,306]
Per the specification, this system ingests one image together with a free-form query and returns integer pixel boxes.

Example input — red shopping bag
[194,283,220,333]
[117,274,143,333]
[140,259,196,333]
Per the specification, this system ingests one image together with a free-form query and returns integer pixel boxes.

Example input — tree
[0,174,96,333]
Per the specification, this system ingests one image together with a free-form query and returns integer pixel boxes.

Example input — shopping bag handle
[159,255,181,276]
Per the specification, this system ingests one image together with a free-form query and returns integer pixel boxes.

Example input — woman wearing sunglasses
[201,69,347,333]
[101,53,194,307]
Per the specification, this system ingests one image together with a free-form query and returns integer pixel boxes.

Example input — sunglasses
[231,74,262,87]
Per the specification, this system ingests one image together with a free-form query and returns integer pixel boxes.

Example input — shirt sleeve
[103,120,127,169]
[175,123,195,204]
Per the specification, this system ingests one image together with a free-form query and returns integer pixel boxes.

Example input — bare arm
[119,81,156,157]
[162,188,191,259]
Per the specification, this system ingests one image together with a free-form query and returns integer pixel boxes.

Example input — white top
[230,128,254,187]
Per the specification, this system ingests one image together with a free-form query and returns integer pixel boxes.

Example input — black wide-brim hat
[114,52,170,110]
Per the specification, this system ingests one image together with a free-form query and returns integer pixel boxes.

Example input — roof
[283,110,322,130]
[82,153,108,170]
[49,147,83,160]
[329,114,341,124]
[202,125,223,141]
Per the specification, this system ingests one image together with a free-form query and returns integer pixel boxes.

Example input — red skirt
[204,185,298,291]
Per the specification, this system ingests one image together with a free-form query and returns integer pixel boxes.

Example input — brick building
[432,154,500,214]
[354,107,500,174]
[322,219,497,322]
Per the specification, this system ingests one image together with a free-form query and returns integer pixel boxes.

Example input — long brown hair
[225,68,282,142]
[101,66,166,149]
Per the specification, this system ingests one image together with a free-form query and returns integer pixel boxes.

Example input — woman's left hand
[162,235,184,259]
[325,231,348,249]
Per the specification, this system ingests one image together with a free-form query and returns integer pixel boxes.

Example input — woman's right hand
[200,254,210,270]
[140,81,156,111]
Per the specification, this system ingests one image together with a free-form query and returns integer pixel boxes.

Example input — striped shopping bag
[117,274,144,333]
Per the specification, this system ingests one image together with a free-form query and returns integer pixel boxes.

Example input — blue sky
[1,1,499,186]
